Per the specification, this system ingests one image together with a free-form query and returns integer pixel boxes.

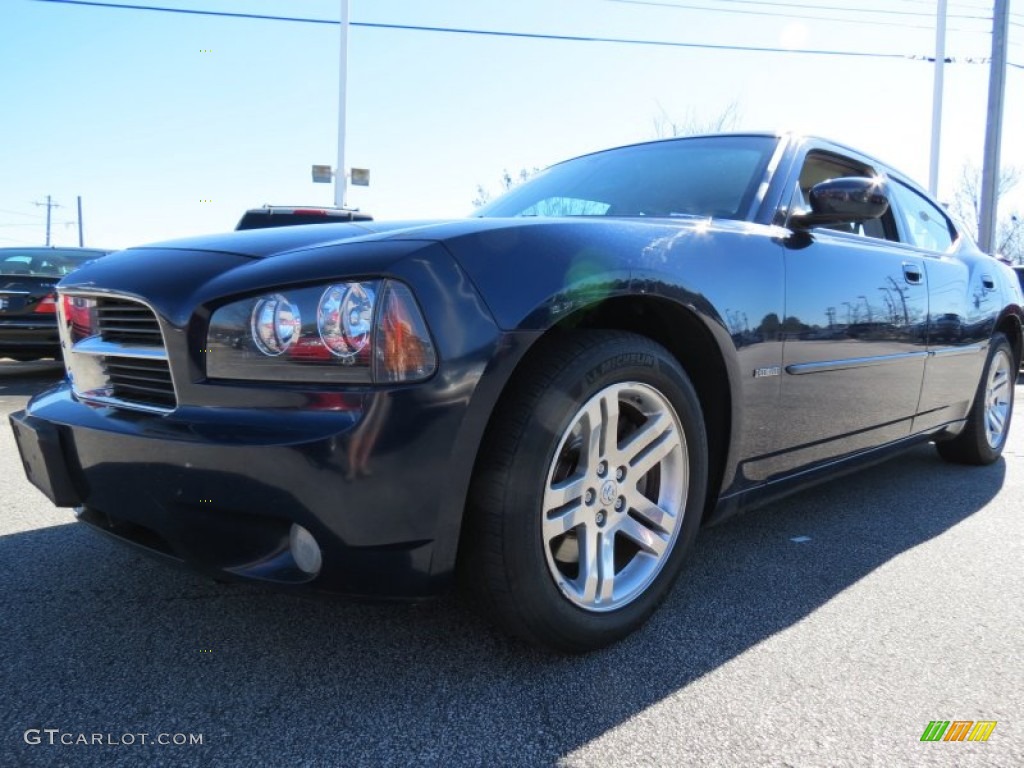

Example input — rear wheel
[936,332,1015,465]
[463,331,708,652]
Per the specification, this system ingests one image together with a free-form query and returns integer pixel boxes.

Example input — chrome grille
[102,356,177,409]
[95,297,163,345]
[62,294,178,413]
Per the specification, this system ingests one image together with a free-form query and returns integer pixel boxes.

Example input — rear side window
[887,182,956,252]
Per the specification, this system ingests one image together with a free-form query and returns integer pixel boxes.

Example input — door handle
[902,262,923,285]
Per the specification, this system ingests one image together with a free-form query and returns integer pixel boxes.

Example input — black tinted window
[888,182,956,252]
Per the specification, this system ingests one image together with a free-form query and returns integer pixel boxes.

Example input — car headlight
[317,282,374,360]
[206,280,437,384]
[252,294,301,356]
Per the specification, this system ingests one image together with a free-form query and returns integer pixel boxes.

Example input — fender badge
[753,366,781,378]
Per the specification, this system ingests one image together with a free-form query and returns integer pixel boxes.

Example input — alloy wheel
[541,381,687,612]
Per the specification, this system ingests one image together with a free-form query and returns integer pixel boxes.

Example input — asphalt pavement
[0,359,1020,767]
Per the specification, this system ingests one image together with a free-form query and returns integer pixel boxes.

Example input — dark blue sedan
[10,134,1023,651]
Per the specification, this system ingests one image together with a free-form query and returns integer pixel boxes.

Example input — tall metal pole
[978,0,1010,254]
[45,195,52,247]
[928,0,947,196]
[77,196,84,247]
[33,196,60,246]
[335,0,350,208]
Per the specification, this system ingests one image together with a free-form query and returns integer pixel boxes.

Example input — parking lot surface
[1,360,1020,767]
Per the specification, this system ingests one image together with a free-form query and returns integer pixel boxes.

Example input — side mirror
[789,176,889,231]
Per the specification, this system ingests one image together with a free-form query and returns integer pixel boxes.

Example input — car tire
[936,332,1016,465]
[462,331,708,653]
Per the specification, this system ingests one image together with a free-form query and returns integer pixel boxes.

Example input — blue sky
[1,0,1022,249]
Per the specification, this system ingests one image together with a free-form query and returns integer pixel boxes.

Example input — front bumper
[0,319,60,358]
[10,239,541,599]
[10,368,512,599]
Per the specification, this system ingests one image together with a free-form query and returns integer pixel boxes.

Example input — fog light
[289,524,322,575]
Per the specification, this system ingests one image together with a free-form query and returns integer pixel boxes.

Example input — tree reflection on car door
[764,150,929,479]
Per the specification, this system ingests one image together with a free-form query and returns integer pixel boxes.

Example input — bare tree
[949,161,1023,263]
[652,101,741,139]
[472,102,743,208]
[471,167,538,208]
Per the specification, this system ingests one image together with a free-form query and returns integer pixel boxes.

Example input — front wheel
[936,332,1016,465]
[463,331,708,653]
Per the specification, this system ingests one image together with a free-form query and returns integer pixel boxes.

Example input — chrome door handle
[902,262,923,285]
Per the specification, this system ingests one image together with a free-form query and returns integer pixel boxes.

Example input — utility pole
[77,196,84,247]
[978,0,1010,254]
[928,0,947,196]
[335,0,350,208]
[33,195,61,247]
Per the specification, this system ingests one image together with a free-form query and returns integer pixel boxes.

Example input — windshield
[475,135,778,221]
[0,249,106,277]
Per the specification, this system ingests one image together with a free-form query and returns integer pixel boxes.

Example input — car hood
[126,215,777,261]
[58,215,785,333]
[129,220,459,259]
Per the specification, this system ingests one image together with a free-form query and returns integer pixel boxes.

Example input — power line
[31,0,1024,29]
[0,208,44,219]
[32,0,335,24]
[882,0,999,8]
[626,0,993,21]
[29,0,989,31]
[605,0,991,31]
[30,0,1024,68]
[351,23,908,58]
[690,0,1023,22]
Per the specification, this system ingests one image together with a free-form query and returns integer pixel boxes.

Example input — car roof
[548,131,907,179]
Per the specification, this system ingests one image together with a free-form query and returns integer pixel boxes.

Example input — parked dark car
[0,247,110,361]
[235,205,372,231]
[10,133,1023,652]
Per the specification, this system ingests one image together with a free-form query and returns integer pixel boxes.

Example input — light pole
[335,0,350,208]
[979,0,1010,254]
[858,295,873,323]
[928,0,947,196]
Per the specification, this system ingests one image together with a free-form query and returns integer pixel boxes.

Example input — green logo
[921,721,997,742]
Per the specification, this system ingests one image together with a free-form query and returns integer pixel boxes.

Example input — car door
[763,148,929,479]
[884,179,990,433]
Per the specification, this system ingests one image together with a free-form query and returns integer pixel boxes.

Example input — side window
[887,182,956,252]
[790,151,896,241]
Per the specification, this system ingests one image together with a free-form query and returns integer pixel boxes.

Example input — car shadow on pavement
[0,443,1008,767]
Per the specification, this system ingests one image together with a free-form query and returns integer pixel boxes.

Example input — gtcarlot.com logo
[24,729,204,747]
[920,721,997,742]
